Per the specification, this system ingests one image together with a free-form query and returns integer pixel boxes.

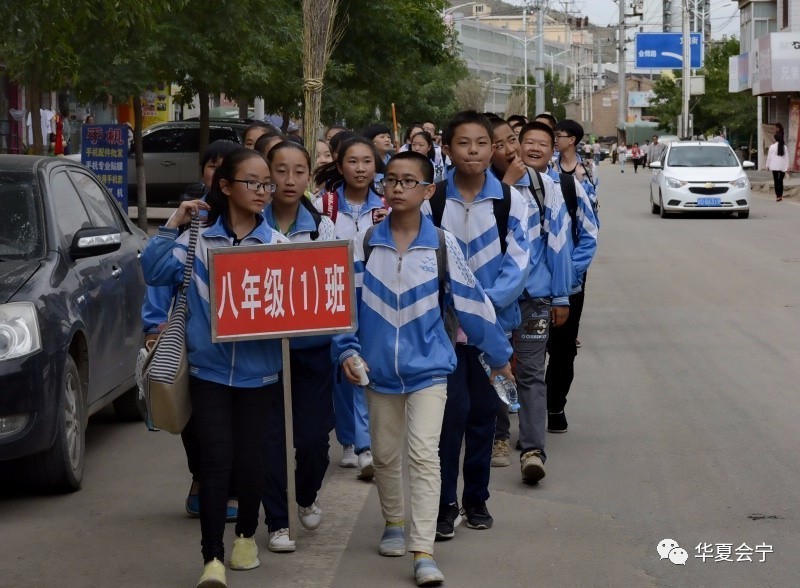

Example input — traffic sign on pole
[634,33,703,69]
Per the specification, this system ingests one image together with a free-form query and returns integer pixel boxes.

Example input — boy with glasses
[334,151,513,586]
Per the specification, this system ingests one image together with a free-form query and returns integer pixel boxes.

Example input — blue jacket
[499,169,573,306]
[140,215,289,388]
[423,168,530,334]
[545,166,599,293]
[332,213,512,394]
[263,202,337,351]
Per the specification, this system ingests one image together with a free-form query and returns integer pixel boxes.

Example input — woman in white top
[765,123,789,202]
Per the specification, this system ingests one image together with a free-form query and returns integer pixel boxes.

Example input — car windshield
[667,146,740,168]
[0,172,44,261]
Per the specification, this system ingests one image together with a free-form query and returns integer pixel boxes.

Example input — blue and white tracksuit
[316,183,385,453]
[140,215,289,387]
[260,203,338,531]
[424,167,530,509]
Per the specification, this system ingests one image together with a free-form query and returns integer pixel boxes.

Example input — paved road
[2,166,798,587]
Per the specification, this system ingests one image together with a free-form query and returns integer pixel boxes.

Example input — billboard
[634,33,703,69]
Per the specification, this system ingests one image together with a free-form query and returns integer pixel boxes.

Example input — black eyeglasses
[554,133,572,140]
[379,178,432,190]
[231,179,273,192]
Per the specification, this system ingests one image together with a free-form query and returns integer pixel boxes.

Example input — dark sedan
[0,156,148,492]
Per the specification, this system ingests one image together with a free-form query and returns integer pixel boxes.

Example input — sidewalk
[746,170,800,197]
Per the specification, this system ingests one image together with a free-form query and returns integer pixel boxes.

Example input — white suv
[649,141,755,219]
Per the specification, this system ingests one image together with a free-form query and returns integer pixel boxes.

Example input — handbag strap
[179,215,201,295]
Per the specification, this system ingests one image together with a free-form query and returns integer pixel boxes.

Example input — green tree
[543,70,572,121]
[648,38,756,143]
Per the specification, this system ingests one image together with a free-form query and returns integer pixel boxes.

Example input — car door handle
[111,266,123,278]
[160,160,177,167]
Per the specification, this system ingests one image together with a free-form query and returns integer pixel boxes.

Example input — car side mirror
[742,161,755,169]
[649,161,662,170]
[70,227,122,259]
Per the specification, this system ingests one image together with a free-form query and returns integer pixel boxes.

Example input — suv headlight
[0,302,42,361]
[730,177,748,189]
[665,176,686,189]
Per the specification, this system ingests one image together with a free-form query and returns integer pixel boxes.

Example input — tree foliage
[648,38,756,144]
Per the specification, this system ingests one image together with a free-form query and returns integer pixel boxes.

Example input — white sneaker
[298,500,322,530]
[339,444,358,468]
[357,450,374,480]
[267,528,296,553]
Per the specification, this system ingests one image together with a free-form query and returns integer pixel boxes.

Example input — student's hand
[502,153,527,185]
[144,333,159,349]
[342,355,370,385]
[372,207,389,224]
[575,164,587,182]
[490,362,515,385]
[166,200,210,229]
[551,306,569,327]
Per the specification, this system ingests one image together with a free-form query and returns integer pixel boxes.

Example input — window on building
[782,0,788,29]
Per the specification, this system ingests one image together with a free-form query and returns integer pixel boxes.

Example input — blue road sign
[634,33,703,69]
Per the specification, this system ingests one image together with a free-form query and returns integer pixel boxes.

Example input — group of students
[139,110,599,588]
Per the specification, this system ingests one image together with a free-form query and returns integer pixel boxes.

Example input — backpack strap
[322,189,339,224]
[429,180,448,227]
[527,167,545,227]
[299,196,322,240]
[558,173,580,246]
[362,225,378,266]
[492,182,512,255]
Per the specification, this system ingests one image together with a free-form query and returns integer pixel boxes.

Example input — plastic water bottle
[478,353,518,407]
[351,354,370,386]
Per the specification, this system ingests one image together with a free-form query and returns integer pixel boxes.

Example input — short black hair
[387,150,434,183]
[533,112,557,128]
[442,110,493,146]
[554,119,584,144]
[201,139,240,171]
[253,131,285,155]
[507,115,528,128]
[518,121,555,147]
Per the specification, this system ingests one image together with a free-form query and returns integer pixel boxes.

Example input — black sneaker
[463,502,493,530]
[547,411,568,433]
[435,502,461,541]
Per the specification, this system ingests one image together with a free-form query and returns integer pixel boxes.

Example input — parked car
[649,141,755,219]
[0,155,148,492]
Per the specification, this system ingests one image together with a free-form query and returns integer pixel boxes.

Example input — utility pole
[617,0,626,145]
[681,0,691,138]
[535,1,546,115]
[523,7,529,118]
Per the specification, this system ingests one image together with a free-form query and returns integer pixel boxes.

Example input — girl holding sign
[259,141,338,553]
[141,148,288,587]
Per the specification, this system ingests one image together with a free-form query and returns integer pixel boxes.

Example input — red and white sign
[208,240,356,342]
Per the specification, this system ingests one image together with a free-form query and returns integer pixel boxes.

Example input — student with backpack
[487,119,572,483]
[544,120,599,434]
[334,151,513,587]
[315,136,388,478]
[424,111,530,538]
[259,142,337,554]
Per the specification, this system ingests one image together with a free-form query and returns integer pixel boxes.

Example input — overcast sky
[504,0,740,40]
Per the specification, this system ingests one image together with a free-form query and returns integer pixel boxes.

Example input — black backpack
[558,173,581,246]
[299,196,323,240]
[526,167,546,229]
[362,225,458,343]
[428,180,512,254]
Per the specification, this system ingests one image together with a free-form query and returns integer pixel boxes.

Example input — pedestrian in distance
[618,143,628,173]
[363,123,394,167]
[260,141,337,554]
[141,148,290,587]
[592,140,601,166]
[489,120,573,483]
[410,131,445,183]
[765,123,789,202]
[424,111,530,538]
[140,139,241,523]
[399,123,425,153]
[631,143,642,174]
[334,150,514,587]
[315,136,388,479]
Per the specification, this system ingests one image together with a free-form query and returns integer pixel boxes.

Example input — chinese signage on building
[80,124,129,210]
[209,241,356,342]
[752,33,800,95]
[634,33,703,69]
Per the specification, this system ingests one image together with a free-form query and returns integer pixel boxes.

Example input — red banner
[208,240,356,342]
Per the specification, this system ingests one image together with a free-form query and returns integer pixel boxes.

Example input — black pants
[181,416,236,498]
[190,376,275,563]
[633,157,642,173]
[773,170,786,197]
[262,345,335,532]
[546,287,586,414]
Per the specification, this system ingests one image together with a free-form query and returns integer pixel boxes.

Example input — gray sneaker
[378,525,406,557]
[520,449,546,484]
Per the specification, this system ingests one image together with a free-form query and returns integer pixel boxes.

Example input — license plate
[697,197,721,207]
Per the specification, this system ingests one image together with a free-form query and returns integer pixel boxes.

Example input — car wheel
[112,387,146,422]
[659,193,669,218]
[23,354,86,493]
[650,191,660,214]
[739,210,749,219]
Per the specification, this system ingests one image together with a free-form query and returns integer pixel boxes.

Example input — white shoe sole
[268,542,296,553]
